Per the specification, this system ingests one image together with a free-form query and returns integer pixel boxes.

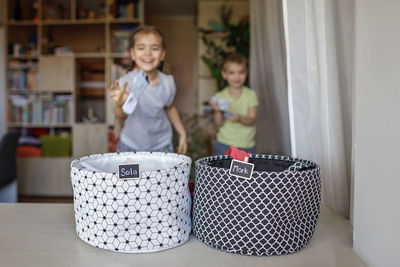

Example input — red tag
[224,146,250,162]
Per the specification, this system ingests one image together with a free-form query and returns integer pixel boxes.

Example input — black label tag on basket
[229,159,254,180]
[118,163,140,179]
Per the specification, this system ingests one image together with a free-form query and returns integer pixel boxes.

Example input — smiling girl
[109,25,187,154]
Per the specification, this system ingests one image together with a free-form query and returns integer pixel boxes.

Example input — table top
[0,203,365,267]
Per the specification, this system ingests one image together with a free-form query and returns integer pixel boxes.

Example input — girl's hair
[129,25,167,49]
[223,53,247,70]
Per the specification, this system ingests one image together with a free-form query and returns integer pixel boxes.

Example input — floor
[0,203,366,266]
[18,196,73,203]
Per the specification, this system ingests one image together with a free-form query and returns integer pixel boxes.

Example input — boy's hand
[109,80,129,107]
[209,99,220,111]
[228,113,240,123]
[177,134,187,154]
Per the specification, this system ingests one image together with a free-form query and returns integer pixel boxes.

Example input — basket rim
[71,151,192,177]
[195,154,319,174]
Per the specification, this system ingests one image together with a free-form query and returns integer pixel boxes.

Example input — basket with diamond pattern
[192,154,321,256]
[70,152,192,253]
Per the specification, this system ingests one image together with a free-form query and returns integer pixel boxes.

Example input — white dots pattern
[192,154,321,256]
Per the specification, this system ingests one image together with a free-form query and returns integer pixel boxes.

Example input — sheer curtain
[250,0,291,155]
[250,0,353,218]
[283,0,353,218]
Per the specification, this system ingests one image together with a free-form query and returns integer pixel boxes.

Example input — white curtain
[250,0,291,155]
[283,0,353,218]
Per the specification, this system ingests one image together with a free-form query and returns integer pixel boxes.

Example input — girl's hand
[228,113,240,123]
[109,80,129,107]
[209,99,220,111]
[177,134,187,154]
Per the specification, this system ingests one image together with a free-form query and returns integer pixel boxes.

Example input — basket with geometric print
[192,154,321,256]
[70,152,192,253]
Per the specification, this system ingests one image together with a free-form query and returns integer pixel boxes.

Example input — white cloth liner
[78,154,185,174]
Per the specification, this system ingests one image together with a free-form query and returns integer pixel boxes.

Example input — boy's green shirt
[215,86,258,148]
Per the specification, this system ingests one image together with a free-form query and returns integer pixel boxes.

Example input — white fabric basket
[70,152,192,253]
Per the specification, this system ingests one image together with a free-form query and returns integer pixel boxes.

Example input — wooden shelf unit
[5,0,145,197]
[8,123,73,128]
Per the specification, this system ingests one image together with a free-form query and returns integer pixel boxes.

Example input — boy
[209,53,258,155]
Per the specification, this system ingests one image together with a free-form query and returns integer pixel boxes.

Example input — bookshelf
[5,0,144,197]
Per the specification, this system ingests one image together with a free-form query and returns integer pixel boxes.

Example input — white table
[0,203,365,267]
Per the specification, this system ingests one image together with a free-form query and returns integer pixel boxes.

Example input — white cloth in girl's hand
[121,70,149,115]
[211,96,232,117]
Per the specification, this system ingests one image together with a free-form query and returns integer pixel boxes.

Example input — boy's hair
[223,53,247,70]
[129,25,166,49]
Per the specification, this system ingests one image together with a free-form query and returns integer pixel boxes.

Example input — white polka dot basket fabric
[70,152,192,253]
[192,154,321,256]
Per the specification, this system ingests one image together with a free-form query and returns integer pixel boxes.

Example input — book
[8,94,72,125]
[27,69,38,90]
[7,61,38,91]
[112,30,133,53]
[126,3,135,19]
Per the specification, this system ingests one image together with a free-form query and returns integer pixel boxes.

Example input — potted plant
[200,7,250,91]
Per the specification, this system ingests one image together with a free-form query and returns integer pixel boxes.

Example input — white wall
[353,1,400,266]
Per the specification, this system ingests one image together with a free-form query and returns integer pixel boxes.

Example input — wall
[147,15,197,115]
[0,0,6,137]
[353,0,400,266]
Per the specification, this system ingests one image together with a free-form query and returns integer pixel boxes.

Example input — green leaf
[200,15,249,91]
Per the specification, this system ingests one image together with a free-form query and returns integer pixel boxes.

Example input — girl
[109,25,187,154]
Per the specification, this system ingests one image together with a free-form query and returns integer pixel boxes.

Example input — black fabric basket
[192,154,321,256]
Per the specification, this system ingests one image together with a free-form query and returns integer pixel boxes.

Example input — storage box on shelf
[4,0,144,197]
